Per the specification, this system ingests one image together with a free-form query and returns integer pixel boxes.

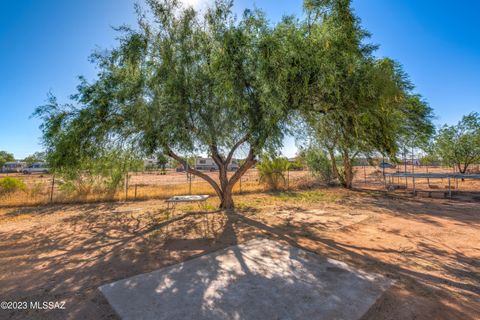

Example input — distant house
[195,157,239,171]
[143,158,158,169]
[1,161,26,173]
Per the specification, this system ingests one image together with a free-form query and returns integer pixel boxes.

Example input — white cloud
[179,0,211,9]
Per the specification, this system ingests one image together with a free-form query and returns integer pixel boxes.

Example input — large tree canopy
[34,0,435,204]
[297,0,434,188]
[35,0,304,209]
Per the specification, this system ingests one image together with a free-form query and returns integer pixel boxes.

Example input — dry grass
[0,169,315,207]
[1,165,479,207]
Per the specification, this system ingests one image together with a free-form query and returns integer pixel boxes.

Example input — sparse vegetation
[23,151,46,166]
[0,151,15,169]
[434,112,480,174]
[55,149,143,198]
[303,147,334,184]
[257,156,291,191]
[0,177,26,195]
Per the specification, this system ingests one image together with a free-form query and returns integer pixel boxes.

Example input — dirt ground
[0,188,479,320]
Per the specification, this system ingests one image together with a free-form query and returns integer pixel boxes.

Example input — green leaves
[0,177,26,196]
[299,1,434,188]
[0,151,15,168]
[434,112,480,172]
[257,156,291,191]
[303,147,334,184]
[23,152,46,166]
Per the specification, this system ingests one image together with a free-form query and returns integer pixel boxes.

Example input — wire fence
[1,164,479,207]
[0,168,317,207]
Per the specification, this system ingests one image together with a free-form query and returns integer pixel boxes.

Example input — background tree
[0,151,15,168]
[419,153,440,167]
[156,153,168,170]
[35,0,294,209]
[55,148,143,197]
[299,1,434,188]
[301,146,334,184]
[395,95,435,173]
[23,151,47,166]
[434,112,480,174]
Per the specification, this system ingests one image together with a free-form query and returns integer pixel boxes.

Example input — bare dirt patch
[0,188,479,319]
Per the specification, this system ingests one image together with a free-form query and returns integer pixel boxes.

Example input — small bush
[304,148,334,184]
[0,177,27,195]
[257,156,290,191]
[288,159,304,171]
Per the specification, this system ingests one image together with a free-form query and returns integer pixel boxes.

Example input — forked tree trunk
[166,140,255,210]
[458,163,468,181]
[215,156,256,210]
[217,163,235,209]
[219,188,235,209]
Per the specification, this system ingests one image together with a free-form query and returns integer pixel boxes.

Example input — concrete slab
[99,239,392,320]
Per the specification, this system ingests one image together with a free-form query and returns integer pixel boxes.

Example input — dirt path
[0,188,479,319]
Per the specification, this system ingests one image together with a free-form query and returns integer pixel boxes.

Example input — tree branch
[227,146,257,189]
[226,134,249,166]
[165,147,223,197]
[209,143,225,166]
[209,143,229,190]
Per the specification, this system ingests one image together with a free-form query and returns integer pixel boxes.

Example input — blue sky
[1,0,479,159]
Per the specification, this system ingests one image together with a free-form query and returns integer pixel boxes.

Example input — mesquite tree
[299,1,434,188]
[34,0,294,209]
[434,112,480,174]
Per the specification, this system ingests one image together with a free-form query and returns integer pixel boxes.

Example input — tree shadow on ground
[0,194,478,319]
[344,188,480,226]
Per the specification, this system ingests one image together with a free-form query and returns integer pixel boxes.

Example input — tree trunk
[210,143,257,210]
[458,163,467,181]
[166,139,256,211]
[328,148,339,179]
[217,163,235,210]
[219,188,235,210]
[343,153,353,189]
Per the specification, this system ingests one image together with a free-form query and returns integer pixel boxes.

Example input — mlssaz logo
[30,301,66,310]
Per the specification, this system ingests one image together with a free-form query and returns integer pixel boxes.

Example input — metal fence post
[413,176,416,195]
[125,173,129,201]
[50,175,55,203]
[448,177,452,198]
[189,174,192,195]
[286,168,290,190]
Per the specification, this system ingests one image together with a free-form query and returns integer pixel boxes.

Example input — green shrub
[0,177,27,195]
[304,148,333,184]
[54,149,143,197]
[288,159,304,171]
[257,156,290,191]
